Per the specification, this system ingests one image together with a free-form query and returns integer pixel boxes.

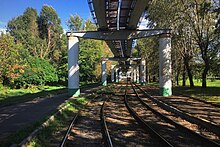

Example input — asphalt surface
[0,85,101,140]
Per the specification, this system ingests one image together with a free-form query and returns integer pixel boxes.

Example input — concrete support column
[68,36,80,97]
[140,59,146,85]
[115,67,119,83]
[111,65,115,82]
[102,60,107,86]
[131,68,134,82]
[119,70,122,82]
[136,66,139,83]
[159,33,172,96]
[133,68,137,82]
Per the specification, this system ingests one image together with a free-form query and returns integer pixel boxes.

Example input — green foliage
[0,33,25,85]
[15,57,58,87]
[6,6,67,87]
[146,0,220,87]
[136,37,159,82]
[67,14,83,31]
[0,86,66,106]
[79,39,103,82]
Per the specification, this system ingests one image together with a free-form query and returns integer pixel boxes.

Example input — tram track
[103,84,163,146]
[125,83,218,146]
[131,83,220,146]
[60,83,220,146]
[142,85,220,126]
[60,94,105,147]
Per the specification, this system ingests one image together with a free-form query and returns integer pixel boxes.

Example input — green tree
[15,57,58,87]
[7,7,40,57]
[67,15,112,82]
[67,14,83,31]
[136,37,159,83]
[38,5,63,59]
[181,0,218,87]
[147,0,219,87]
[7,6,66,87]
[0,33,24,86]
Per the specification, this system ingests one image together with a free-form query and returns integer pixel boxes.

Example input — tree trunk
[202,62,210,88]
[146,62,149,84]
[182,65,186,87]
[176,69,180,86]
[184,57,194,87]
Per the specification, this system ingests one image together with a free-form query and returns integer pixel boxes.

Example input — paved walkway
[0,85,101,140]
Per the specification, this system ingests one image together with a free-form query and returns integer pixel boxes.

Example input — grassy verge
[26,95,93,146]
[173,86,220,104]
[0,82,101,106]
[178,79,220,87]
[174,79,220,104]
[0,86,66,106]
[1,96,91,147]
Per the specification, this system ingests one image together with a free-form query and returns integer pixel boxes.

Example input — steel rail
[59,95,100,147]
[134,83,220,137]
[132,83,220,147]
[100,95,113,147]
[124,84,174,147]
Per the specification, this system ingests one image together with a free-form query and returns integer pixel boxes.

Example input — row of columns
[103,61,147,84]
[67,33,172,97]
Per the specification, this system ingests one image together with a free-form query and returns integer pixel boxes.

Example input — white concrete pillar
[111,65,115,82]
[131,68,134,82]
[102,60,107,86]
[68,36,80,97]
[119,70,122,82]
[140,59,146,85]
[136,65,139,83]
[134,67,137,82]
[115,68,119,83]
[159,33,172,96]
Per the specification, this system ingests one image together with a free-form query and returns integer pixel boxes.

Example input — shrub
[15,57,58,87]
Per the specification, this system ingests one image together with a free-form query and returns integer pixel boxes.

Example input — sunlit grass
[1,96,91,147]
[27,96,91,147]
[0,86,66,106]
[178,79,220,87]
[173,80,220,104]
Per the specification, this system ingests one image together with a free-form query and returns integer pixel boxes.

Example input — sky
[0,0,91,31]
[0,0,148,32]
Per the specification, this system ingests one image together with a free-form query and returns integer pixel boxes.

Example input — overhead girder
[127,0,150,29]
[88,0,153,59]
[66,29,171,41]
[91,0,108,30]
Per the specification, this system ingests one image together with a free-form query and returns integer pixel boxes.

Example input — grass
[0,82,101,106]
[173,86,220,104]
[0,85,67,106]
[27,96,92,147]
[0,82,102,146]
[1,96,91,147]
[173,79,220,104]
[178,79,220,87]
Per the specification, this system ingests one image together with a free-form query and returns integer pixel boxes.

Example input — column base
[160,87,172,96]
[141,82,146,86]
[68,88,80,97]
[102,81,107,86]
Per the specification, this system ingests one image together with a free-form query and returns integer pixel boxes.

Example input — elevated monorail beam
[66,29,171,40]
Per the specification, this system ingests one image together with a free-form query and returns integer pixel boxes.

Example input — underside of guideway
[67,0,172,97]
[88,0,150,59]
